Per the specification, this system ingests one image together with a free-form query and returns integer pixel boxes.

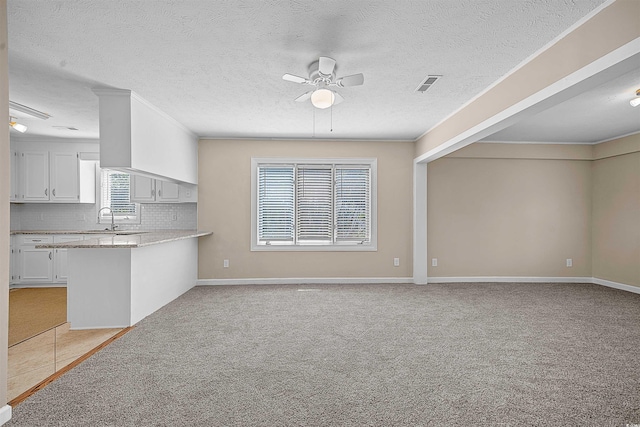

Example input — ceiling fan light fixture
[311,88,335,109]
[9,117,28,133]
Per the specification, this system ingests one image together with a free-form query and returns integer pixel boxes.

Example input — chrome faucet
[97,207,117,231]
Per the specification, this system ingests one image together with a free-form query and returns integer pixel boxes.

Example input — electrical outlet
[431,258,438,267]
[566,258,573,267]
[171,213,177,221]
[39,213,44,221]
[223,259,229,268]
[393,258,400,267]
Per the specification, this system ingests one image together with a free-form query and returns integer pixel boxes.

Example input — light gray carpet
[7,283,640,426]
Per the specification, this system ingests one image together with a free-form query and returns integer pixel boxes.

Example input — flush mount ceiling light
[9,116,27,133]
[9,100,51,120]
[630,89,640,107]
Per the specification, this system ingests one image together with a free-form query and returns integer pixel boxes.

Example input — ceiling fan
[282,57,364,109]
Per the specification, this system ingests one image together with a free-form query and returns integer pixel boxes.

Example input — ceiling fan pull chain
[330,103,333,132]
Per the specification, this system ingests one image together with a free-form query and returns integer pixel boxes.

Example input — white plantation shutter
[253,159,375,248]
[258,166,295,243]
[101,170,136,217]
[296,165,333,242]
[335,166,370,242]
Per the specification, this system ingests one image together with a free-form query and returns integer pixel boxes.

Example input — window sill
[251,244,377,252]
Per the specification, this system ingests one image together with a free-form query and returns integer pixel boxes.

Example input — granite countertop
[33,230,212,249]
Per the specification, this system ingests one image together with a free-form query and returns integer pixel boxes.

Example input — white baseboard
[0,405,12,425]
[427,276,640,294]
[427,276,592,284]
[592,277,640,294]
[195,276,640,294]
[197,277,413,286]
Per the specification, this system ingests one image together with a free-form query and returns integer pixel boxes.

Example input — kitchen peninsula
[38,230,211,329]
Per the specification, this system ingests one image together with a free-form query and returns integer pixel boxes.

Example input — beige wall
[427,152,592,278]
[415,0,640,158]
[592,146,640,288]
[198,139,414,280]
[1,0,9,409]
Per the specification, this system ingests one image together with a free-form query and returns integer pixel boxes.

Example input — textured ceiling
[7,0,621,142]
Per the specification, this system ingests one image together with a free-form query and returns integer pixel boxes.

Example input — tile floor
[8,323,122,401]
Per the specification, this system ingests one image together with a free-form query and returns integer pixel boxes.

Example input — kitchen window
[99,169,140,225]
[251,158,377,251]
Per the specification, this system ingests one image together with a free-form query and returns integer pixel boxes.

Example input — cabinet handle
[49,252,52,260]
[158,190,162,197]
[32,239,42,242]
[45,188,48,196]
[53,188,56,197]
[151,188,154,196]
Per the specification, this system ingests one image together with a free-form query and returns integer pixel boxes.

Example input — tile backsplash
[10,203,197,231]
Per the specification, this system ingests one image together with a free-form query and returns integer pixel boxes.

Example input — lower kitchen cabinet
[12,234,86,286]
[18,235,54,284]
[53,235,85,282]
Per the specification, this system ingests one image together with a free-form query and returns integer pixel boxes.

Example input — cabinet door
[50,152,79,202]
[53,235,84,282]
[20,248,54,283]
[10,236,19,283]
[10,150,19,201]
[157,180,180,202]
[21,151,50,201]
[131,175,156,202]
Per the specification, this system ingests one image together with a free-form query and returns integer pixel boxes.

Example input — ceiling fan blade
[333,92,344,105]
[337,73,364,87]
[283,73,309,84]
[294,91,313,102]
[318,57,336,76]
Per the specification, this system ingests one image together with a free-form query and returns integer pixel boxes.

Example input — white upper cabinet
[130,174,194,203]
[13,150,96,203]
[21,151,50,201]
[131,175,156,202]
[50,152,79,201]
[157,180,180,202]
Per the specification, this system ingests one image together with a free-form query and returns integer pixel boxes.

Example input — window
[252,158,377,251]
[99,170,139,224]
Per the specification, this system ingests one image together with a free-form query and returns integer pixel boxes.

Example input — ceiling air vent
[416,75,441,93]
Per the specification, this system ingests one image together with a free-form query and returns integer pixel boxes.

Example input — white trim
[479,129,640,146]
[427,276,640,295]
[592,277,640,295]
[478,140,597,146]
[415,38,640,164]
[428,276,592,284]
[195,277,640,294]
[199,136,414,143]
[0,405,12,425]
[593,129,640,145]
[197,277,413,286]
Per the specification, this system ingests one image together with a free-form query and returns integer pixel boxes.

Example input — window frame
[251,157,377,252]
[96,169,141,226]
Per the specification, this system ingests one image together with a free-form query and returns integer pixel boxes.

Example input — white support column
[413,161,428,284]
